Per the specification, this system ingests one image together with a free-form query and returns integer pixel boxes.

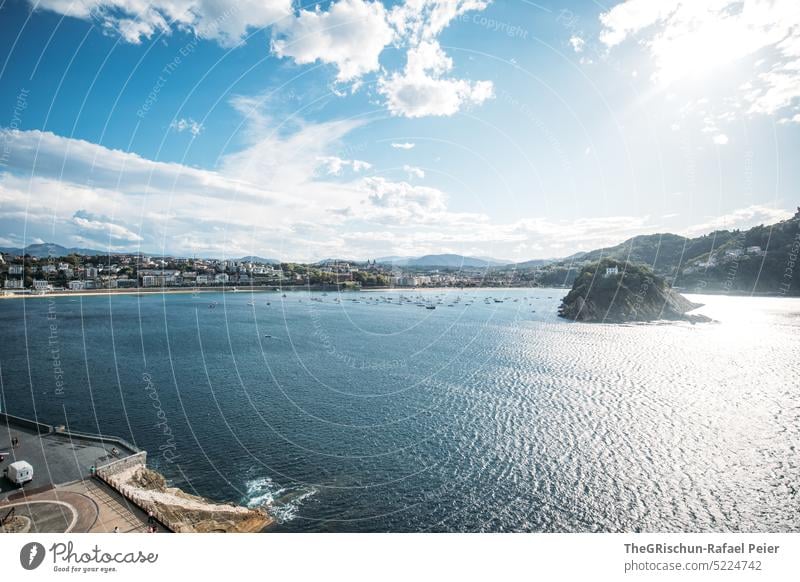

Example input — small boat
[426,305,436,310]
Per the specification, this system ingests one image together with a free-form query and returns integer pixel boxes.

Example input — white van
[5,461,33,485]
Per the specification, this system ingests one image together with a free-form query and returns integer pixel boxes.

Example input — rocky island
[558,259,711,323]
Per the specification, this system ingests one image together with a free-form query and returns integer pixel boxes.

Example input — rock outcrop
[112,464,273,533]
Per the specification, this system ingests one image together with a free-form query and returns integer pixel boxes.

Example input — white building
[8,264,23,275]
[4,279,23,289]
[746,246,762,255]
[41,264,57,274]
[33,280,51,291]
[215,273,230,284]
[69,280,85,290]
[604,266,619,277]
[139,269,180,287]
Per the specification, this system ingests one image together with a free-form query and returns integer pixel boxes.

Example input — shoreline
[1,286,797,300]
[0,285,560,300]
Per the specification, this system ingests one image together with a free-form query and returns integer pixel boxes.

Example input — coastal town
[0,251,534,295]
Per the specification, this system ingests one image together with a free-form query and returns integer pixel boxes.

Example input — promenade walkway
[1,415,163,532]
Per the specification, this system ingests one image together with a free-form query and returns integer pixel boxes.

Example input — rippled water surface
[1,289,797,531]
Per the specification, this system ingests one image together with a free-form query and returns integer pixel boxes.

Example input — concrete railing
[52,426,139,455]
[0,412,52,434]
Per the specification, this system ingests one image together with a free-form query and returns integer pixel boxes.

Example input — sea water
[0,289,797,532]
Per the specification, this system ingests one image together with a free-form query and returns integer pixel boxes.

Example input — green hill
[558,259,709,323]
[540,207,800,295]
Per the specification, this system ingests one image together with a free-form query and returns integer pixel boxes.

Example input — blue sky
[0,0,797,260]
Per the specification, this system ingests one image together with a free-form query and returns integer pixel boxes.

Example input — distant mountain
[375,255,412,263]
[509,258,556,269]
[238,256,281,264]
[383,254,507,268]
[0,243,107,257]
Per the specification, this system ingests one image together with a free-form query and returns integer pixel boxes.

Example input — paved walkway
[0,479,166,533]
[1,421,134,500]
[1,419,164,533]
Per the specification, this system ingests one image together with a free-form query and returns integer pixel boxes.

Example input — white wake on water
[244,477,317,523]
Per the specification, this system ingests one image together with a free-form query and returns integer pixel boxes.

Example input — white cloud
[271,0,395,82]
[30,0,293,47]
[390,0,490,42]
[403,164,425,179]
[361,177,446,219]
[600,0,800,121]
[170,118,204,136]
[378,40,494,117]
[391,142,416,149]
[1,128,790,260]
[272,0,494,116]
[30,0,494,118]
[712,133,729,145]
[72,211,143,242]
[352,160,372,172]
[569,35,585,53]
[317,156,372,175]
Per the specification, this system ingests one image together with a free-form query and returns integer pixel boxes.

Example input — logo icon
[20,542,46,570]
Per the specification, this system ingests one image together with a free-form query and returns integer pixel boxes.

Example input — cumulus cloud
[29,0,293,46]
[599,0,800,120]
[72,210,143,242]
[569,35,585,53]
[712,133,729,145]
[403,164,425,179]
[378,40,494,117]
[271,0,395,82]
[29,0,494,118]
[317,156,372,175]
[389,0,491,42]
[170,118,204,136]
[360,177,447,222]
